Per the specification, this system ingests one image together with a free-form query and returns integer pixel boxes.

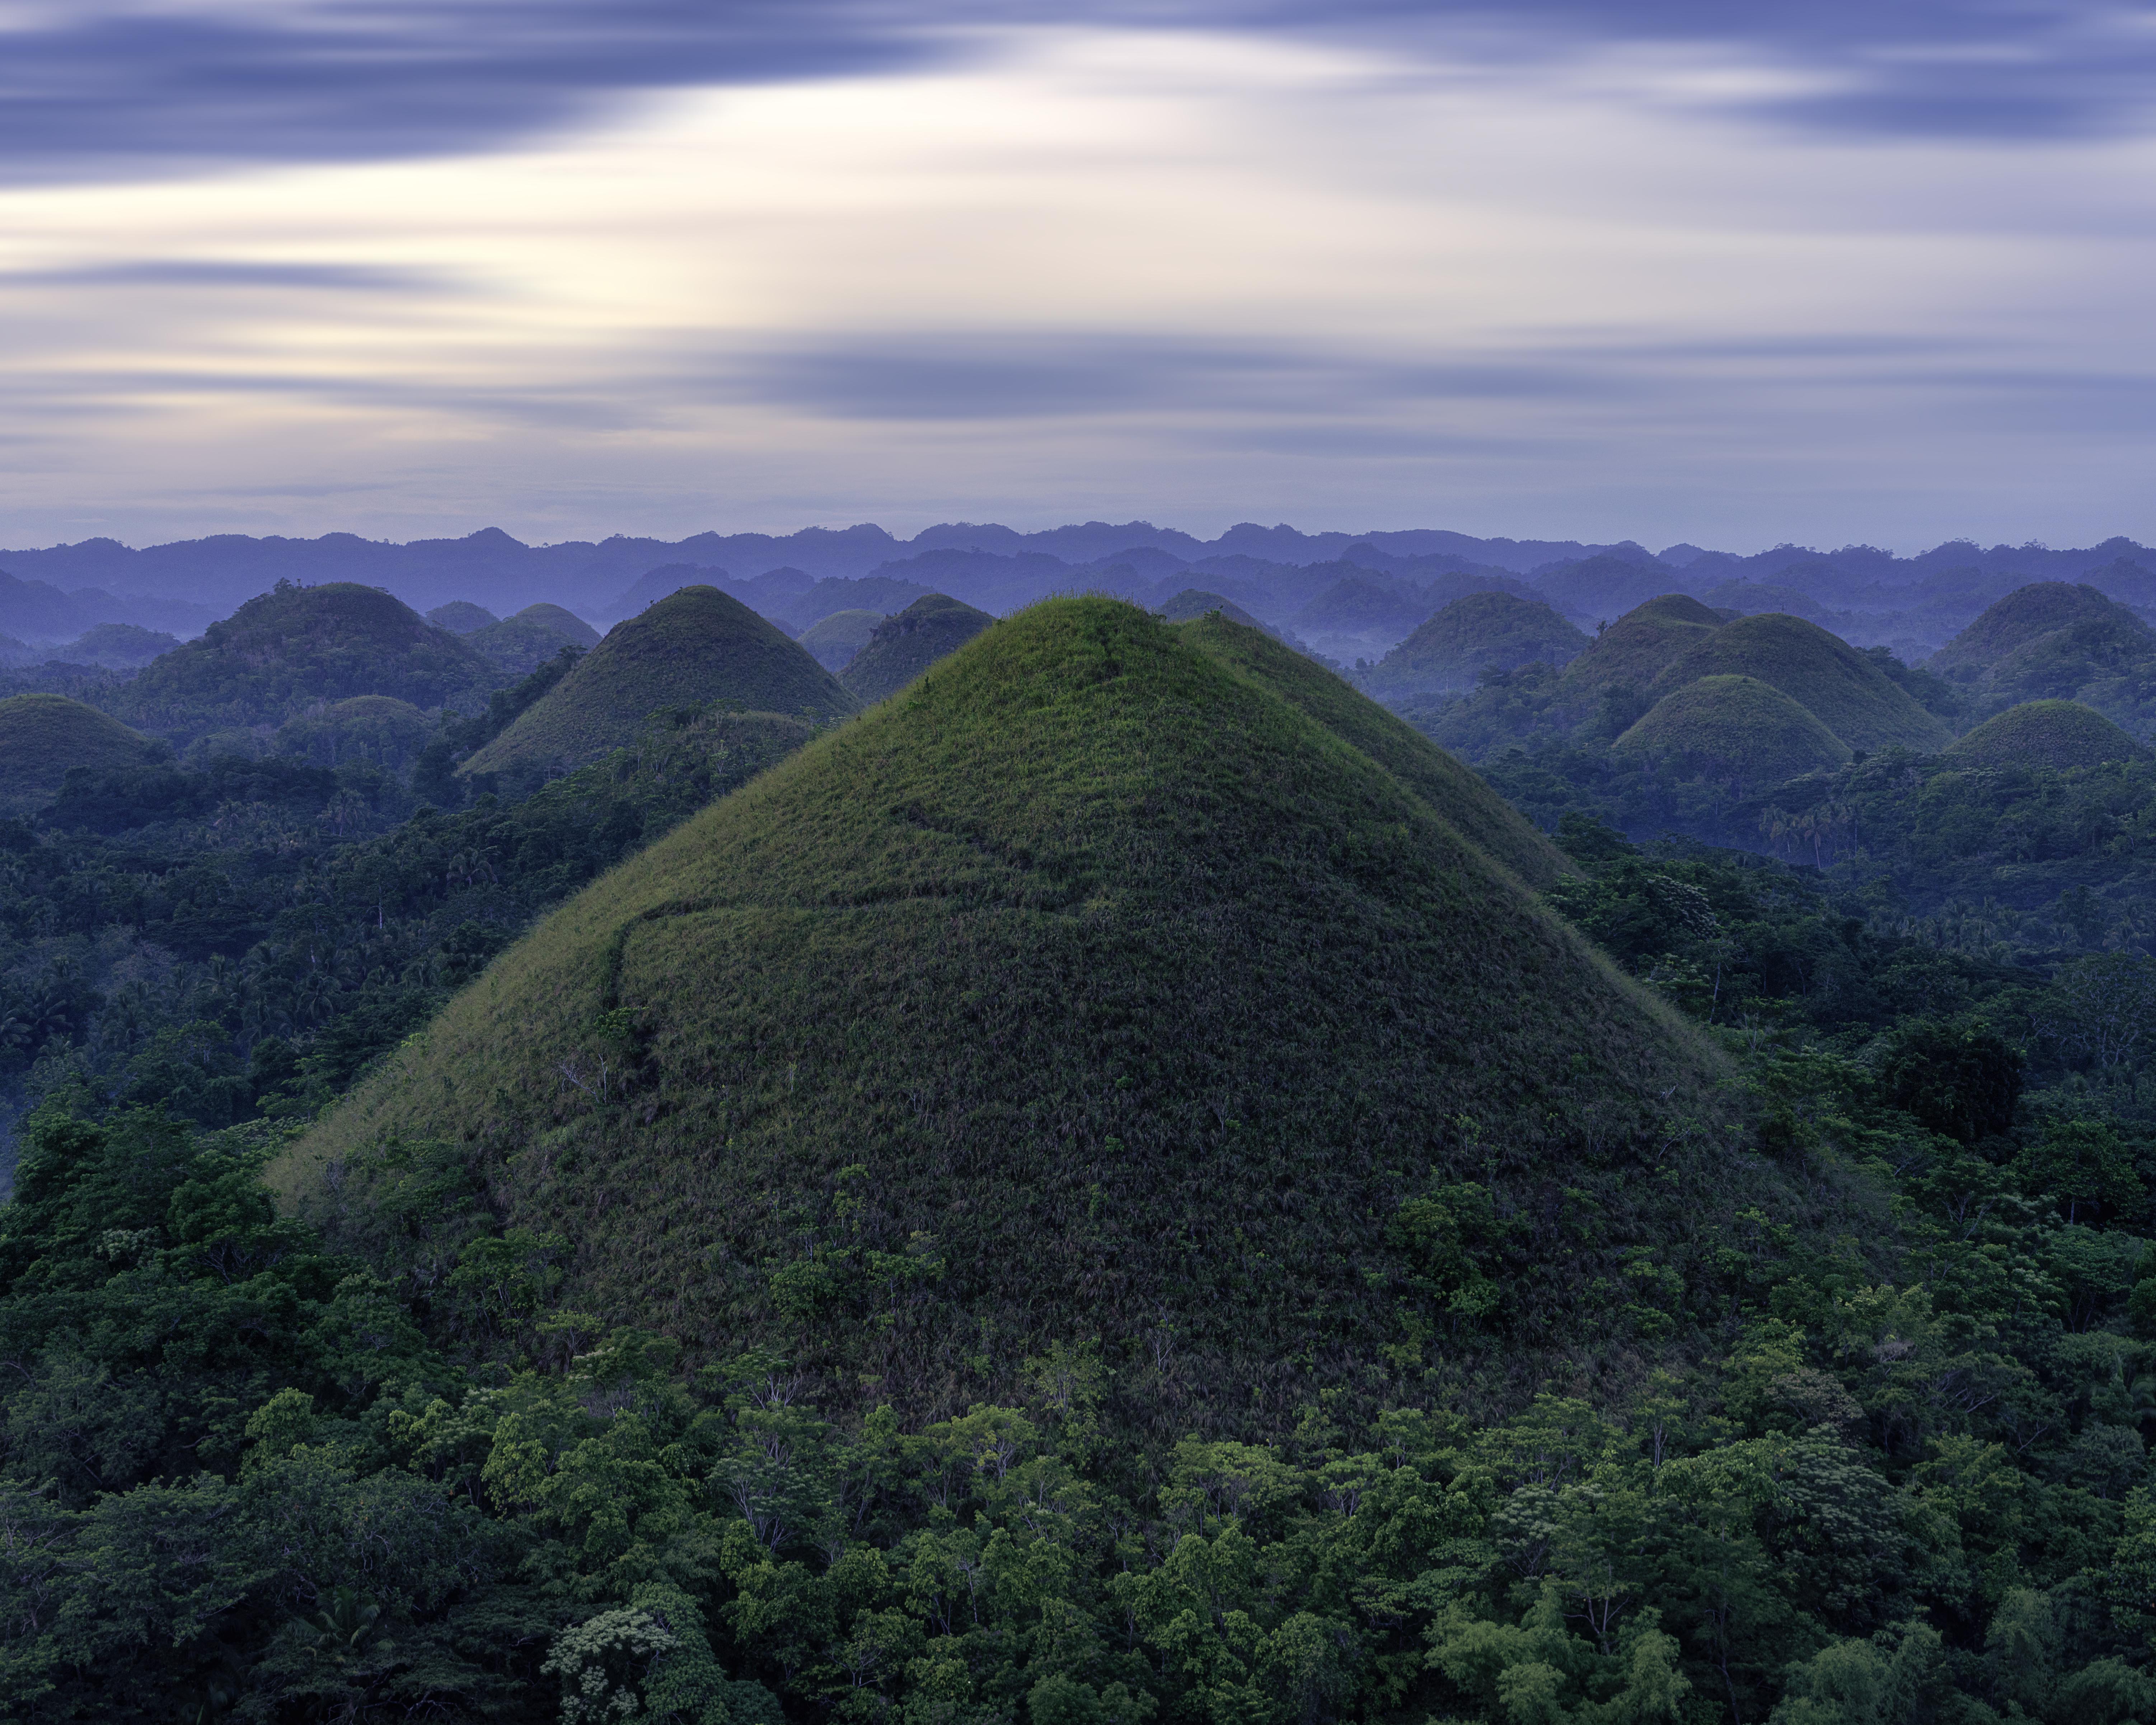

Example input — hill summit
[1615,674,1851,788]
[280,599,1722,1430]
[0,694,164,812]
[1365,591,1587,698]
[461,585,857,777]
[1943,700,2149,771]
[839,592,996,704]
[1653,612,1951,753]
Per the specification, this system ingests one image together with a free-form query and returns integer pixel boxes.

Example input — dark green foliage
[466,585,854,776]
[53,623,180,669]
[1875,1015,2024,1144]
[838,592,996,704]
[272,695,436,774]
[0,694,165,813]
[109,581,501,744]
[1363,591,1588,698]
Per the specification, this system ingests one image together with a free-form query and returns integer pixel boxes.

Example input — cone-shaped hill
[798,608,885,672]
[466,603,602,676]
[426,600,498,635]
[1365,592,1588,698]
[840,593,996,705]
[1942,700,2149,771]
[461,586,857,777]
[0,694,164,812]
[116,582,499,742]
[1558,594,1724,697]
[277,599,1724,1431]
[1653,613,1951,753]
[1614,675,1852,788]
[1927,583,2143,680]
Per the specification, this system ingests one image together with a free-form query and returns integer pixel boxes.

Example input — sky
[3,0,2155,553]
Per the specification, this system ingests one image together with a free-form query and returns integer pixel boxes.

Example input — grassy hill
[466,603,603,677]
[271,694,436,773]
[277,598,1723,1432]
[462,586,857,777]
[425,600,497,634]
[1941,699,2149,770]
[0,694,164,812]
[1652,612,1952,753]
[1614,674,1852,788]
[1557,593,1724,697]
[1927,582,2139,678]
[797,607,885,671]
[1365,591,1588,698]
[114,582,500,743]
[839,593,996,705]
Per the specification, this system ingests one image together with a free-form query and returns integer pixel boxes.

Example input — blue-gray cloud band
[1,0,2149,187]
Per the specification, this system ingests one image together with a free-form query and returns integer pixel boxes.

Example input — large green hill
[1557,593,1724,697]
[114,582,498,742]
[1614,674,1852,789]
[839,593,996,705]
[0,694,164,812]
[1652,612,1952,753]
[466,603,602,676]
[1941,699,2148,771]
[1365,591,1587,698]
[461,586,857,777]
[1927,582,2141,678]
[279,598,1721,1431]
[797,608,885,672]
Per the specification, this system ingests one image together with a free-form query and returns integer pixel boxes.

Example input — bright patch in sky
[1,23,2153,547]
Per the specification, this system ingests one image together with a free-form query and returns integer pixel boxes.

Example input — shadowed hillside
[278,598,1724,1433]
[839,593,995,704]
[797,607,884,671]
[425,600,497,634]
[466,603,602,676]
[462,585,856,777]
[1927,582,2140,678]
[1652,612,1952,753]
[1942,699,2148,770]
[1365,591,1588,698]
[1615,674,1852,789]
[0,694,164,812]
[1558,594,1725,698]
[271,694,436,773]
[112,582,499,743]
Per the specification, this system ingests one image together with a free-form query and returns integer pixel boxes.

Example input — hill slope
[839,593,996,704]
[278,598,1720,1430]
[1615,675,1852,787]
[114,583,498,742]
[1927,582,2139,678]
[465,603,602,676]
[1653,613,1952,752]
[797,608,885,672]
[1365,591,1588,698]
[463,586,857,776]
[1942,699,2149,770]
[1558,594,1724,698]
[0,694,164,812]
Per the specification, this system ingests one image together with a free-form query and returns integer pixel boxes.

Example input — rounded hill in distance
[425,600,498,635]
[466,603,603,677]
[1614,674,1852,788]
[116,582,497,742]
[1558,594,1724,698]
[460,585,857,778]
[798,608,886,672]
[277,598,1725,1433]
[1365,591,1588,698]
[1652,612,1951,753]
[1927,582,2144,680]
[839,593,996,705]
[272,695,436,773]
[1154,589,1269,633]
[0,694,165,812]
[1942,700,2149,772]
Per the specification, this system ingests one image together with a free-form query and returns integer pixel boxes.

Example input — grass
[1557,594,1723,697]
[1653,613,1953,753]
[277,598,1738,1438]
[1942,699,2148,770]
[839,594,995,705]
[798,608,886,671]
[463,585,857,777]
[1928,582,2145,678]
[1364,592,1587,698]
[1614,673,1852,789]
[467,604,603,677]
[0,694,164,811]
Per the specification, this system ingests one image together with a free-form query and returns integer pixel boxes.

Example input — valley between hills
[1,531,2154,1723]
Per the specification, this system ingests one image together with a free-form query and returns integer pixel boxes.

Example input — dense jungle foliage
[3,603,2156,1724]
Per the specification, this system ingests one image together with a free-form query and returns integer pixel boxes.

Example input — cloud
[4,0,2156,191]
[0,259,455,291]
